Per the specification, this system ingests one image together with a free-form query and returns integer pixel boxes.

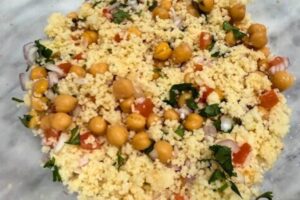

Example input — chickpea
[248,24,267,34]
[131,131,152,150]
[54,94,77,113]
[40,115,52,130]
[33,79,48,96]
[214,88,224,100]
[107,124,128,147]
[154,140,173,164]
[172,43,193,64]
[178,92,192,107]
[88,116,107,136]
[31,97,48,111]
[152,7,170,19]
[160,0,172,10]
[126,113,146,131]
[120,97,134,113]
[82,30,98,45]
[225,31,236,47]
[88,63,108,76]
[248,32,268,49]
[163,109,179,121]
[127,26,142,38]
[187,4,200,17]
[113,78,134,99]
[50,112,72,131]
[183,113,203,131]
[153,42,172,61]
[69,65,86,77]
[229,4,246,22]
[30,67,47,80]
[270,71,295,91]
[147,113,160,128]
[67,12,78,19]
[198,0,214,13]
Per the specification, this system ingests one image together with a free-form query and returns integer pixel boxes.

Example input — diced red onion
[217,139,240,153]
[220,116,233,132]
[203,124,217,138]
[47,72,59,87]
[23,42,37,66]
[45,64,65,77]
[269,57,289,75]
[19,73,27,91]
[53,133,69,153]
[170,8,182,28]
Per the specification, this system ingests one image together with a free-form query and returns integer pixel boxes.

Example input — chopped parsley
[19,115,32,128]
[148,0,158,11]
[43,158,62,182]
[11,97,24,103]
[256,191,273,200]
[223,21,246,40]
[51,83,59,94]
[175,125,185,137]
[200,104,221,118]
[65,126,80,145]
[112,9,131,24]
[35,40,53,62]
[114,151,127,170]
[186,98,199,110]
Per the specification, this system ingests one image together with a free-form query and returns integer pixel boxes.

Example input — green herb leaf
[223,21,235,32]
[222,21,246,40]
[35,40,53,61]
[112,9,131,24]
[51,83,59,94]
[114,151,126,170]
[148,0,158,11]
[65,126,80,145]
[209,145,235,177]
[186,98,199,110]
[230,181,242,197]
[256,191,273,200]
[19,115,32,128]
[213,119,221,131]
[43,158,62,182]
[175,125,185,137]
[142,140,155,154]
[12,97,24,103]
[200,104,221,118]
[208,37,216,51]
[208,169,226,184]
[165,83,199,107]
[218,182,229,192]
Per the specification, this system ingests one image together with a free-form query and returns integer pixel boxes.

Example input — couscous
[16,0,295,199]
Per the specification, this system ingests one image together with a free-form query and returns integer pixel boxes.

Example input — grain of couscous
[17,0,295,199]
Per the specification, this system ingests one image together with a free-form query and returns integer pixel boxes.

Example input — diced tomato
[259,90,279,110]
[233,143,252,165]
[134,98,154,118]
[80,132,101,150]
[199,32,212,50]
[102,8,112,20]
[194,63,203,71]
[268,56,285,68]
[74,53,83,60]
[174,193,185,200]
[44,129,60,139]
[199,86,214,103]
[114,33,123,43]
[58,63,72,74]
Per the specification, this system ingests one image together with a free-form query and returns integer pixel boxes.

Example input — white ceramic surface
[0,0,299,199]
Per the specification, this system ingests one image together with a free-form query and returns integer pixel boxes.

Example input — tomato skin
[58,63,72,74]
[74,53,83,60]
[233,143,251,165]
[80,132,101,150]
[199,32,212,50]
[114,33,122,43]
[44,129,61,140]
[268,56,285,68]
[174,193,185,200]
[199,86,214,103]
[194,63,203,71]
[259,90,279,110]
[134,98,154,118]
[102,8,112,19]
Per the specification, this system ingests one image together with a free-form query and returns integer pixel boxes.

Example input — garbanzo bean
[131,131,152,150]
[153,42,172,61]
[120,97,134,113]
[69,65,86,77]
[126,113,146,131]
[248,24,267,34]
[30,67,47,80]
[271,71,295,91]
[147,113,160,128]
[88,63,108,76]
[54,94,77,113]
[113,78,134,99]
[160,0,172,10]
[88,116,107,136]
[248,32,268,49]
[40,115,52,130]
[50,112,72,131]
[33,79,48,96]
[187,4,200,17]
[152,7,170,19]
[82,30,98,45]
[229,4,246,22]
[107,124,128,147]
[178,92,192,107]
[172,43,192,64]
[163,109,180,121]
[154,140,173,163]
[31,97,48,112]
[225,31,236,47]
[198,0,214,13]
[183,113,203,131]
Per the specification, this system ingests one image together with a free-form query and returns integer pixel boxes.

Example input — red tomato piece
[114,33,122,43]
[134,98,154,118]
[174,193,185,200]
[199,32,212,50]
[80,132,101,150]
[268,56,285,68]
[58,63,72,74]
[194,63,203,71]
[44,129,61,140]
[102,8,112,20]
[259,90,279,110]
[233,143,252,165]
[74,53,83,60]
[199,86,214,103]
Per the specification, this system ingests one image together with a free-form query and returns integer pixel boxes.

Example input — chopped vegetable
[199,86,213,103]
[165,83,198,107]
[134,98,154,118]
[35,40,53,62]
[114,151,126,170]
[186,98,199,110]
[199,32,212,50]
[208,169,226,184]
[112,9,131,24]
[259,90,279,110]
[19,115,32,128]
[256,191,273,200]
[80,132,101,150]
[175,125,185,137]
[223,21,246,40]
[230,181,242,197]
[65,126,80,145]
[174,193,185,200]
[200,104,221,118]
[43,157,62,182]
[233,143,251,165]
[58,63,72,73]
[12,97,24,103]
[51,83,59,94]
[148,0,158,11]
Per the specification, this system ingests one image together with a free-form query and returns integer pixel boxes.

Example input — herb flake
[208,169,226,184]
[175,125,185,137]
[112,9,131,24]
[165,83,199,107]
[35,40,53,61]
[223,21,246,40]
[200,104,221,118]
[148,0,158,11]
[43,158,62,182]
[65,126,80,145]
[256,191,273,200]
[12,97,24,103]
[114,151,126,170]
[19,115,32,128]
